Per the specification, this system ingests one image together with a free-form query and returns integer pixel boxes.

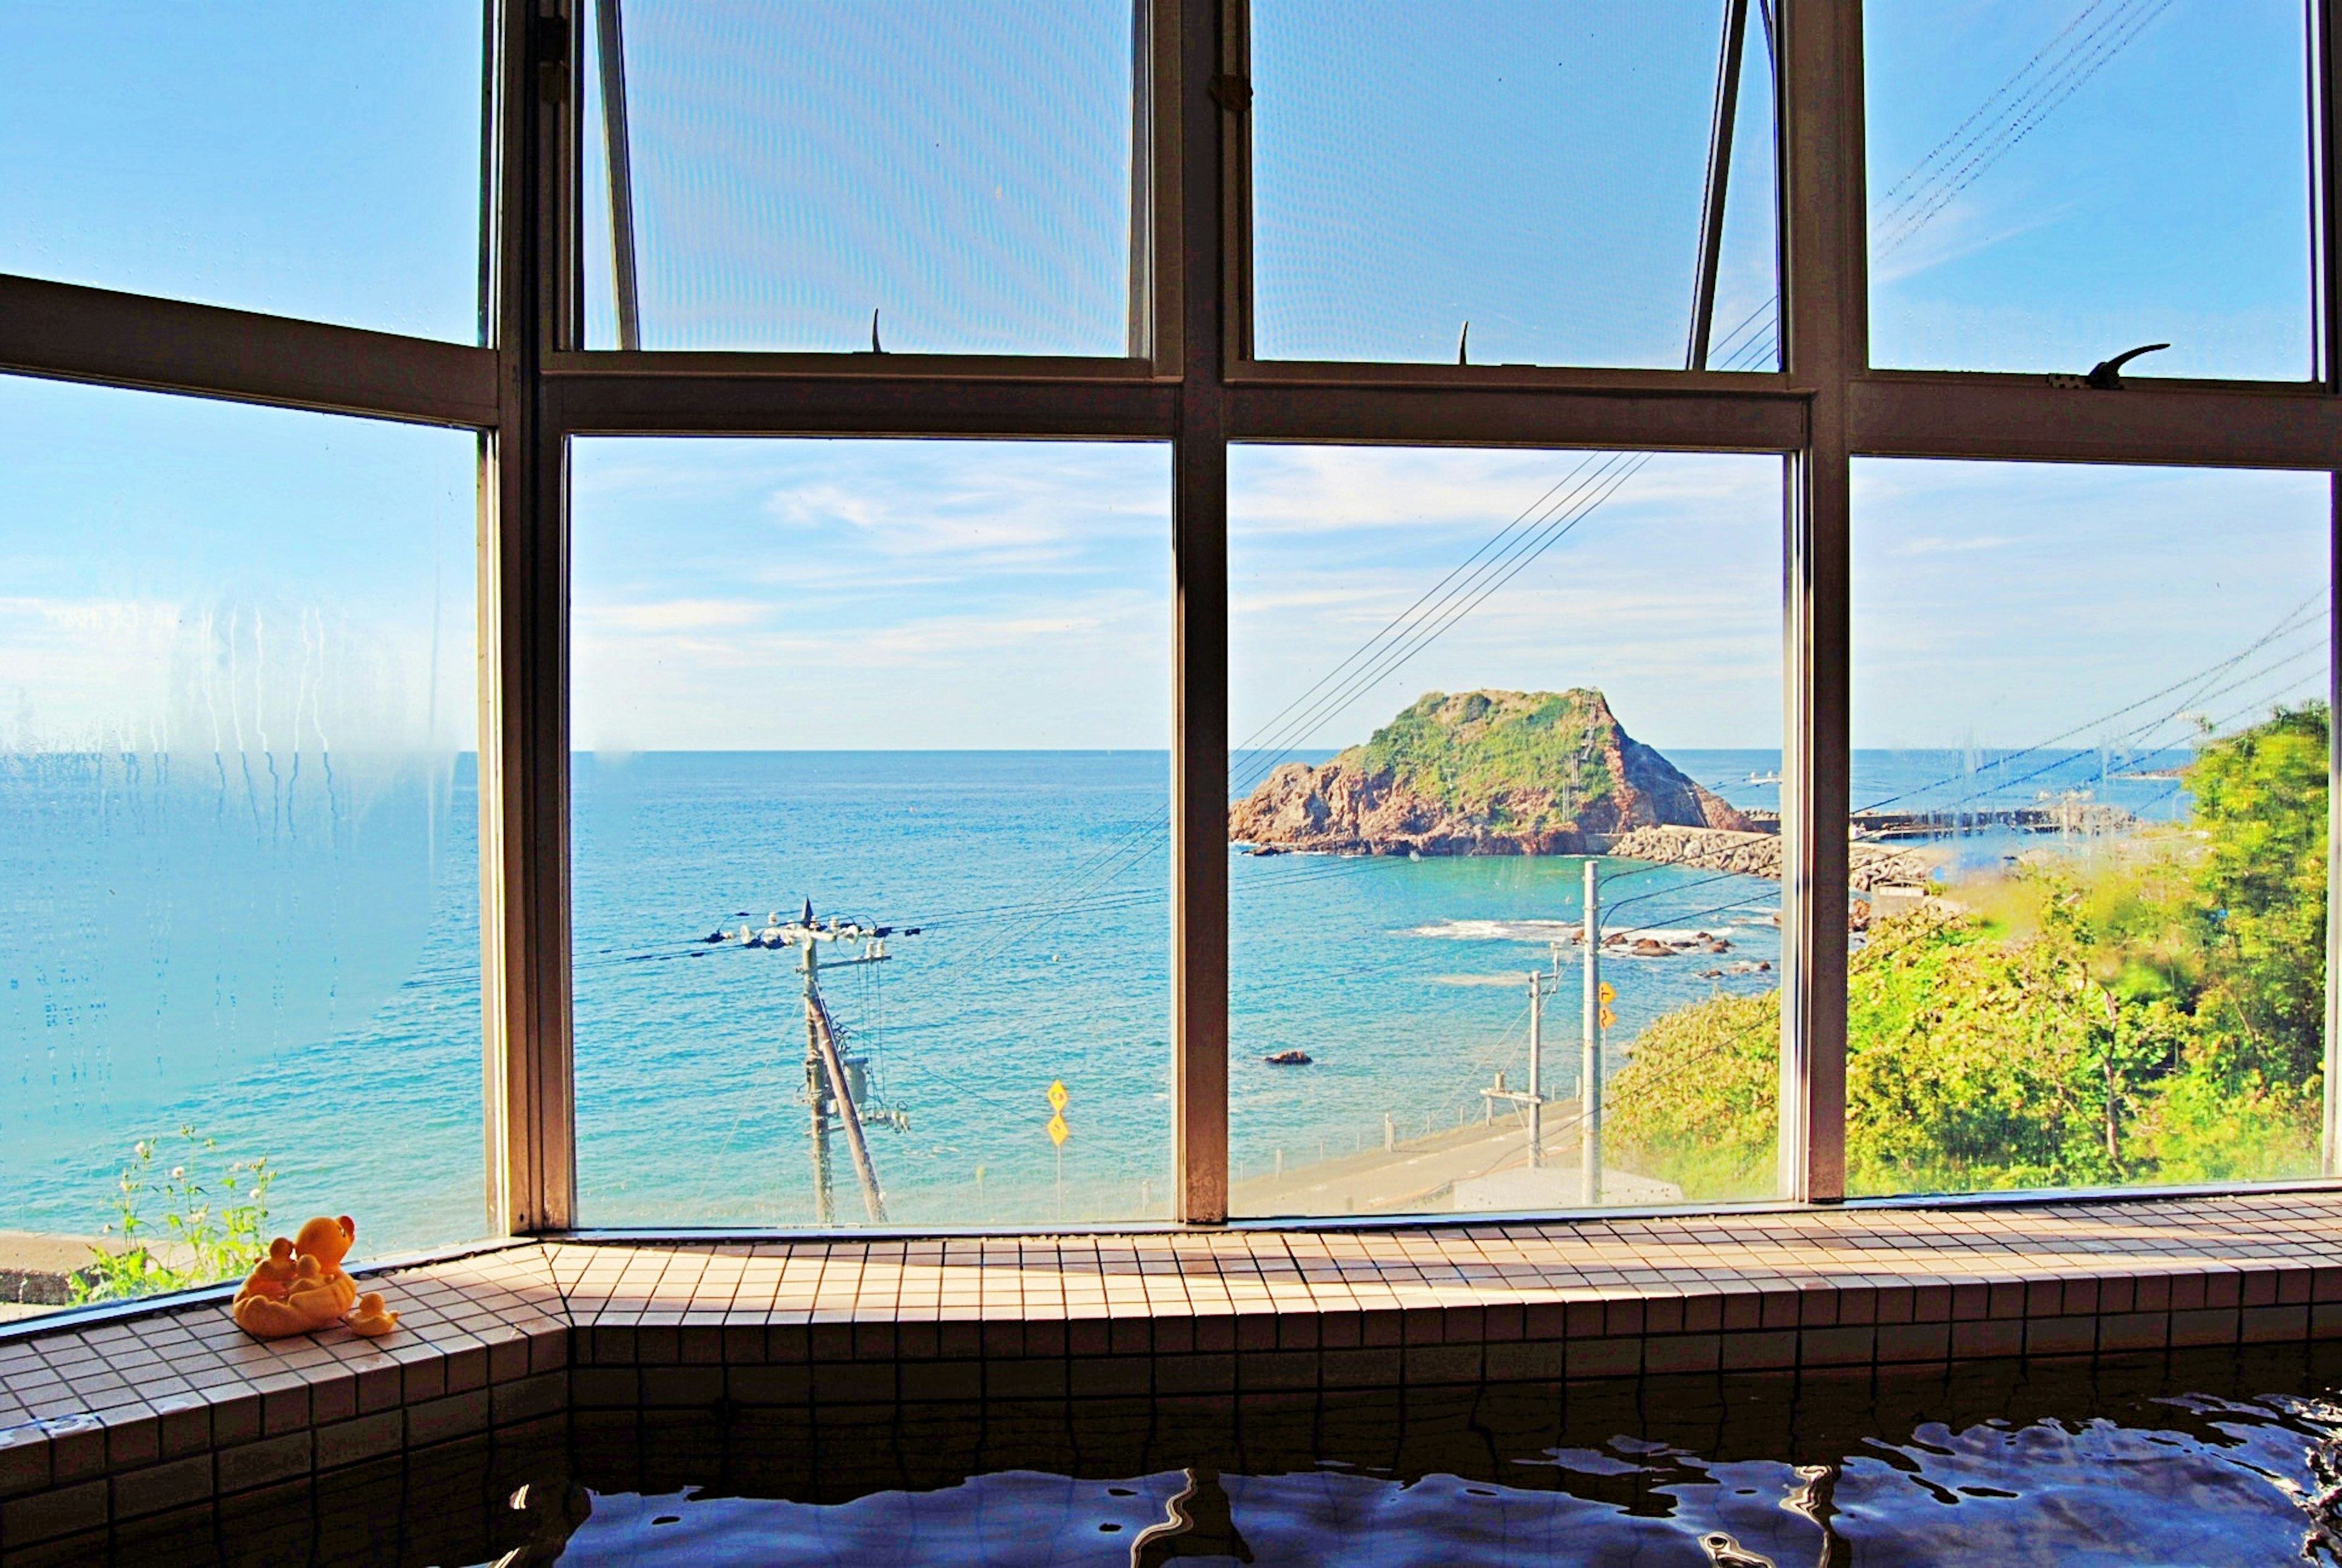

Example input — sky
[0,379,478,760]
[0,1,2329,757]
[0,1,485,343]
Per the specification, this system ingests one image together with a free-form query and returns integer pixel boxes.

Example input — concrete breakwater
[1597,825,1936,892]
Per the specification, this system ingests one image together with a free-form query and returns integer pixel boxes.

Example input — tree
[2185,702,2329,1090]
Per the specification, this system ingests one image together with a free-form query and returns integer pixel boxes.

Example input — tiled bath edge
[1,1247,570,1557]
[12,1195,2342,1556]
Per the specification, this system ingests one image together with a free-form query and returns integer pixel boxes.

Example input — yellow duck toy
[346,1293,401,1337]
[231,1215,381,1339]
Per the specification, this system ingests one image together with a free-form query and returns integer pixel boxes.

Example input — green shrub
[70,1128,275,1305]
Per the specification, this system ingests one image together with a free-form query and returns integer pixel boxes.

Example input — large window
[2,2,2335,1263]
[0,377,483,1317]
[1248,0,1779,368]
[0,1,490,342]
[579,0,1138,354]
[1227,447,1785,1214]
[1847,460,2330,1194]
[1864,0,2315,381]
[569,439,1173,1226]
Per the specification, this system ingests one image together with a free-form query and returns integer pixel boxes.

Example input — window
[579,0,1139,354]
[1248,0,1780,368]
[5,4,2334,1256]
[569,438,1173,1226]
[1864,0,2315,381]
[0,1,490,342]
[1848,459,2330,1194]
[1227,446,1785,1214]
[0,377,482,1315]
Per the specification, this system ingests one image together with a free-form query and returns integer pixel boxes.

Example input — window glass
[0,1,489,343]
[570,439,1172,1226]
[580,1,1136,354]
[1249,0,1780,368]
[1849,460,2329,1195]
[0,377,482,1321]
[1865,0,2313,381]
[1228,447,1785,1216]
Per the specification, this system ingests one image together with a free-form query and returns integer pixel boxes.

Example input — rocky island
[1231,687,1936,890]
[1230,689,1752,856]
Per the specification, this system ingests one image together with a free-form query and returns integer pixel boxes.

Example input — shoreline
[1237,823,1944,893]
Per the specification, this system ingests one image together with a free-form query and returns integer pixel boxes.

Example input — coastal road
[1229,1104,1682,1217]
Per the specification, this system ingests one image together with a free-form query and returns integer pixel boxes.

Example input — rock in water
[1228,688,1749,856]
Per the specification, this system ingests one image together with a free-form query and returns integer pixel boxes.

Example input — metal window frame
[0,0,2337,1236]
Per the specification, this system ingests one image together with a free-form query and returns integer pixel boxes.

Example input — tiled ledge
[7,1189,2342,1558]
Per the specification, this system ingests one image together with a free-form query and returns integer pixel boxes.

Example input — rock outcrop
[1230,689,1751,856]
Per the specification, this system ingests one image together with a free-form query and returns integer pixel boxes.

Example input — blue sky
[0,1,2328,757]
[581,1,1134,353]
[1867,0,2312,379]
[1251,0,1779,367]
[0,379,477,759]
[0,1,484,343]
[1853,460,2327,750]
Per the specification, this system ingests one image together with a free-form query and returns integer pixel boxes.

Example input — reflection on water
[534,1349,2342,1568]
[62,1346,2342,1565]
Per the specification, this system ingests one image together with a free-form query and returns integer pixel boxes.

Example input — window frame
[0,0,2332,1235]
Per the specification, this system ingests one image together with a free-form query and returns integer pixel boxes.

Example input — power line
[1856,593,2326,812]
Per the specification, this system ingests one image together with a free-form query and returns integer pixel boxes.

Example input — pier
[1850,798,2138,842]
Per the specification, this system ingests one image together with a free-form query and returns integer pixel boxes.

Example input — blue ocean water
[1,745,2197,1251]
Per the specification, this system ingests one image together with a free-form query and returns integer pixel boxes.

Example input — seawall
[1594,825,1936,892]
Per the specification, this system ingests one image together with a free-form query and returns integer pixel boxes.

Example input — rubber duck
[229,1214,362,1339]
[346,1293,400,1337]
[234,1237,299,1303]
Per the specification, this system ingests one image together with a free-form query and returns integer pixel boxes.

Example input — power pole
[1481,967,1554,1170]
[1582,860,1603,1206]
[738,900,912,1224]
[1526,968,1545,1168]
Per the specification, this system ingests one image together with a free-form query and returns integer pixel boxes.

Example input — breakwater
[1599,825,1936,892]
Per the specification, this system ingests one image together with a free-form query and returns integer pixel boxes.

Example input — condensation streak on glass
[580,1,1136,355]
[1249,0,1780,368]
[1864,0,2314,381]
[568,439,1172,1227]
[0,377,484,1320]
[1225,447,1786,1217]
[1848,460,2330,1197]
[0,1,489,343]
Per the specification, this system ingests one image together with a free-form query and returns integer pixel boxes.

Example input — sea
[0,746,2197,1253]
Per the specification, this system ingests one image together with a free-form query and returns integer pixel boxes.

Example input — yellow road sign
[1047,1112,1069,1147]
[1598,981,1616,1005]
[1599,1006,1616,1030]
[1047,1079,1069,1112]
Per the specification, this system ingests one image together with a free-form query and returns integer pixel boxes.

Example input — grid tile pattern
[7,1190,2342,1555]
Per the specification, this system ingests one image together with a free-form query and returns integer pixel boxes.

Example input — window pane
[571,439,1171,1226]
[0,378,482,1322]
[581,2,1135,354]
[0,2,488,343]
[1865,0,2313,380]
[1849,460,2329,1196]
[1228,448,1784,1217]
[1250,0,1780,368]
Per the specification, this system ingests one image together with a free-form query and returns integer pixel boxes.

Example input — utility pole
[734,899,913,1224]
[1582,860,1603,1206]
[1526,968,1544,1168]
[1481,967,1555,1171]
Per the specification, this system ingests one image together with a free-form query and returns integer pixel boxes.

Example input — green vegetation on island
[1608,704,2331,1198]
[1350,689,1625,829]
[1231,688,1747,855]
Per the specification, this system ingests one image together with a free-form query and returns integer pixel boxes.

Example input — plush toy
[231,1215,384,1339]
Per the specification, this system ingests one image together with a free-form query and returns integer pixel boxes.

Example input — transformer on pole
[714,899,914,1225]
